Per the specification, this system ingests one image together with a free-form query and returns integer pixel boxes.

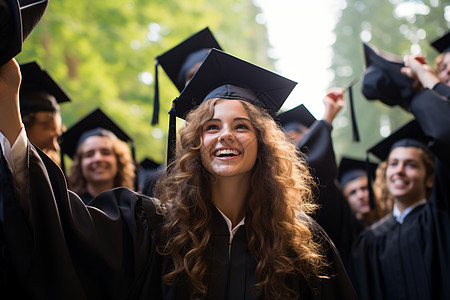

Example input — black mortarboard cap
[140,158,161,170]
[166,48,297,164]
[59,108,133,159]
[338,156,377,189]
[367,120,431,162]
[430,30,450,53]
[0,0,48,66]
[175,48,296,119]
[276,104,316,131]
[19,61,71,117]
[361,43,414,111]
[152,27,222,125]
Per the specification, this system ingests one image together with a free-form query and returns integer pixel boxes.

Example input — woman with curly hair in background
[60,109,136,204]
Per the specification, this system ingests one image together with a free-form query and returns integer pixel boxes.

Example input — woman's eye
[101,149,114,156]
[205,124,219,131]
[235,123,249,130]
[82,152,94,158]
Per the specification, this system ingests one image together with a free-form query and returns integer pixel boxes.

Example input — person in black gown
[337,157,387,227]
[0,0,49,297]
[0,49,357,299]
[349,53,450,300]
[429,30,450,87]
[279,89,366,268]
[59,108,136,205]
[143,27,222,197]
[18,61,71,165]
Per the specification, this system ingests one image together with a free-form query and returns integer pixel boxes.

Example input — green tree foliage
[330,0,449,162]
[17,0,274,166]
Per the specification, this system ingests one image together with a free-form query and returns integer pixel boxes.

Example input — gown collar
[393,198,427,224]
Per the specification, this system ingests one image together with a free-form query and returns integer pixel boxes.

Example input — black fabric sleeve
[432,82,450,100]
[0,144,163,300]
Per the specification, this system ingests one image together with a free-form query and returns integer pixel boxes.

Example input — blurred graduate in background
[59,108,136,204]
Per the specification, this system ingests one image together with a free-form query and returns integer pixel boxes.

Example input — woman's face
[437,52,450,86]
[385,147,433,205]
[79,136,118,186]
[200,99,258,179]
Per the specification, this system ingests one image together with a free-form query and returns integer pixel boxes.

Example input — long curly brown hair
[69,135,135,195]
[155,98,327,299]
[373,147,435,211]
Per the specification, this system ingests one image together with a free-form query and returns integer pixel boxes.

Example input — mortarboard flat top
[175,48,297,119]
[19,61,71,116]
[276,104,316,129]
[59,108,132,159]
[367,120,430,162]
[430,30,450,54]
[361,43,414,111]
[139,158,161,170]
[157,27,222,92]
[338,156,378,188]
[0,0,48,66]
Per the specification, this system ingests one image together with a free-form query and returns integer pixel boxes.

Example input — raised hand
[401,55,439,91]
[0,59,23,145]
[322,87,345,125]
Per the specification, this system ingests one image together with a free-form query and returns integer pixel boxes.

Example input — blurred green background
[17,0,449,166]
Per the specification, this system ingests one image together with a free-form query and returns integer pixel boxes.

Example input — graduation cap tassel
[151,60,160,126]
[348,85,360,142]
[130,141,139,192]
[166,98,178,165]
[366,152,376,210]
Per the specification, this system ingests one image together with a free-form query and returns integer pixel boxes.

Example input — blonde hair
[155,98,326,299]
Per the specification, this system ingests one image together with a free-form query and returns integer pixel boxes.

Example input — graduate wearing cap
[0,50,356,299]
[59,108,136,204]
[0,0,48,294]
[155,48,355,299]
[430,30,450,87]
[19,61,71,165]
[280,88,366,268]
[142,27,222,197]
[349,50,450,299]
[277,104,316,144]
[151,27,222,125]
[338,157,385,227]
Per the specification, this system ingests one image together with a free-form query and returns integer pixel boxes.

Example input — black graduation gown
[349,86,450,300]
[142,169,163,197]
[80,193,94,205]
[0,150,23,299]
[0,142,357,299]
[297,120,364,267]
[432,82,450,100]
[162,206,357,300]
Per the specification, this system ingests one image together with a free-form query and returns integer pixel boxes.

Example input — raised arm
[0,59,163,299]
[0,59,22,146]
[322,87,345,125]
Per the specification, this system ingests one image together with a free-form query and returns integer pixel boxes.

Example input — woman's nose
[218,128,234,142]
